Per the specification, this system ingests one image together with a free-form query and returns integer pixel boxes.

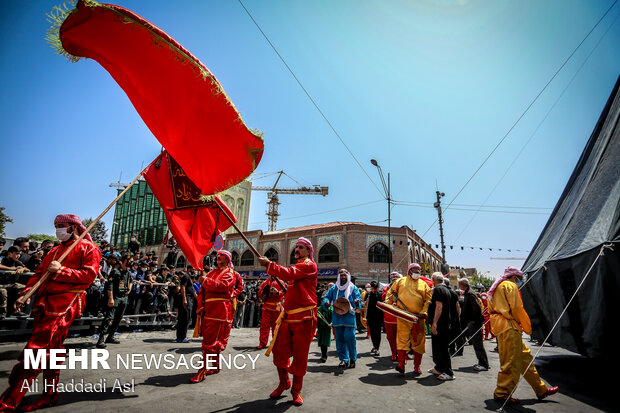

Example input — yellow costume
[490,280,547,399]
[385,276,431,353]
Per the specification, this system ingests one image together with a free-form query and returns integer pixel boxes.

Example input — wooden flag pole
[17,173,143,307]
[213,200,287,293]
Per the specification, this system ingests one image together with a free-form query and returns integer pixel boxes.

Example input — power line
[420,0,619,239]
[451,6,620,244]
[392,202,550,215]
[394,200,553,210]
[237,0,384,198]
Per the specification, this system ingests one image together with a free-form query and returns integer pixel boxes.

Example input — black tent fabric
[521,75,620,359]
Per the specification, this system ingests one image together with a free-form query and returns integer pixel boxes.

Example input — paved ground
[0,328,613,412]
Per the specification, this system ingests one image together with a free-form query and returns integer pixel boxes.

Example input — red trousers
[1,301,81,409]
[385,322,397,358]
[259,308,279,347]
[200,318,232,353]
[272,319,316,377]
[483,318,495,340]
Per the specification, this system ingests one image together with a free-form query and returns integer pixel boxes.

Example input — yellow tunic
[490,280,546,399]
[489,281,531,336]
[385,277,431,353]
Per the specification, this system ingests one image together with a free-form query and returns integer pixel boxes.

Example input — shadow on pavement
[64,342,95,349]
[483,398,538,412]
[142,338,178,344]
[454,366,481,374]
[306,364,344,376]
[0,350,21,361]
[534,354,616,412]
[141,373,195,387]
[358,372,407,386]
[209,398,294,413]
[411,374,444,387]
[166,347,200,355]
[231,346,261,353]
[365,357,397,372]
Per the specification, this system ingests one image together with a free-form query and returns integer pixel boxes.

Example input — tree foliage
[82,218,108,244]
[28,233,58,242]
[0,206,13,236]
[470,270,495,291]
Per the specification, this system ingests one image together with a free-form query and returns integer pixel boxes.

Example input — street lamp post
[371,159,391,283]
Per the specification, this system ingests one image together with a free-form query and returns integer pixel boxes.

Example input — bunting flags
[50,0,264,195]
[142,151,236,270]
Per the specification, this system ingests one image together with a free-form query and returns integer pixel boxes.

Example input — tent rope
[497,243,612,412]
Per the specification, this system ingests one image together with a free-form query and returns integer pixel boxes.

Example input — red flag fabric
[51,0,264,195]
[142,151,236,270]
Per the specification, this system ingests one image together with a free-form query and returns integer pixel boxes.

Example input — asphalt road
[0,328,612,412]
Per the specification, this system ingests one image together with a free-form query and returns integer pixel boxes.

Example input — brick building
[222,222,443,285]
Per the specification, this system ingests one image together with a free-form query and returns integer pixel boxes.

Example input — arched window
[409,249,414,262]
[240,250,254,266]
[264,247,279,263]
[368,242,391,263]
[318,243,339,263]
[223,195,235,210]
[176,255,186,269]
[236,198,244,226]
[231,251,240,267]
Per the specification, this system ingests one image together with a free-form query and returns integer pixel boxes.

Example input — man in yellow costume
[489,266,559,404]
[385,263,432,375]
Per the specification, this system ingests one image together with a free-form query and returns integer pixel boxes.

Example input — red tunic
[258,278,285,347]
[24,239,101,316]
[267,258,317,322]
[196,267,235,354]
[266,258,317,377]
[197,267,235,323]
[259,278,285,310]
[0,239,101,409]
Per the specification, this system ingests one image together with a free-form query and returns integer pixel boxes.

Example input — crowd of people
[0,219,559,410]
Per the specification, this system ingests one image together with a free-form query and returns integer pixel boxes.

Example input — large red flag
[142,151,236,270]
[50,0,264,195]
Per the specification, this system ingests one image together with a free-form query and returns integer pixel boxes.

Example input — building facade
[110,180,251,260]
[223,222,443,285]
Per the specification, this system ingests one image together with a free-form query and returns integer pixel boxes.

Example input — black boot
[96,334,106,348]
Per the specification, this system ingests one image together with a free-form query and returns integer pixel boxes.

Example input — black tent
[521,75,620,359]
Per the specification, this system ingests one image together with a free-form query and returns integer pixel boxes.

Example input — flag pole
[213,200,287,293]
[17,173,143,307]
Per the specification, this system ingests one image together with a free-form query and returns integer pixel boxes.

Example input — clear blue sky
[1,0,619,278]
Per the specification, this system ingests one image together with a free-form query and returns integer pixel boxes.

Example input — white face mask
[56,227,72,242]
[409,272,420,280]
[131,237,136,242]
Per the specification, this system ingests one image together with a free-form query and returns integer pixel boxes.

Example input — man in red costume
[382,272,403,362]
[231,270,244,324]
[258,237,317,406]
[480,292,494,341]
[190,250,236,383]
[256,277,285,349]
[0,214,101,412]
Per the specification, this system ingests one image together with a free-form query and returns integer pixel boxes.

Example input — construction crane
[252,171,328,231]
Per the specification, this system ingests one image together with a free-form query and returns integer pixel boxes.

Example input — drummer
[323,269,362,368]
[385,263,432,375]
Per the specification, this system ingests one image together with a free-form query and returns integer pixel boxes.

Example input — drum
[333,297,351,315]
[377,301,418,323]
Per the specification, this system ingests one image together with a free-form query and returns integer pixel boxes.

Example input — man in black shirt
[175,271,196,343]
[366,281,384,355]
[428,272,454,380]
[96,254,133,348]
[0,247,25,268]
[458,278,489,371]
[444,279,463,356]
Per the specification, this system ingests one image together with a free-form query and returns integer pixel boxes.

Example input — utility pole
[434,190,446,263]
